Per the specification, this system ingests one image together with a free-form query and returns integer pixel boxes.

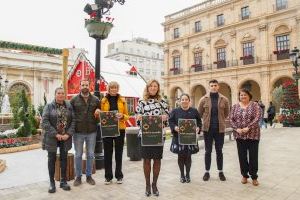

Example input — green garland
[0,40,62,55]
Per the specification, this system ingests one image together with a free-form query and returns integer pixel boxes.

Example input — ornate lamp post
[84,0,125,169]
[289,47,300,88]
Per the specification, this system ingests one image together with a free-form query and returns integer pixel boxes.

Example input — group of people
[257,100,276,129]
[42,80,128,193]
[42,78,263,196]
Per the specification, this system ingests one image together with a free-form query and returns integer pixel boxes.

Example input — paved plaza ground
[0,126,300,200]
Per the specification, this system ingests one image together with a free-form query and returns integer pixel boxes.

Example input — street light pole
[94,37,103,170]
[84,0,125,170]
[94,39,101,98]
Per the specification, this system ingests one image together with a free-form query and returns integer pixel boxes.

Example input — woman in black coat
[42,87,75,193]
[169,93,202,183]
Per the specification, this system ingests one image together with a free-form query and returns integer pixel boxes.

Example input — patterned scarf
[56,102,68,135]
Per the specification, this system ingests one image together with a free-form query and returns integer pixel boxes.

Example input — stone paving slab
[0,127,300,200]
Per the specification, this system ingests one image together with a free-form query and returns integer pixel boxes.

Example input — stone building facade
[106,38,164,89]
[0,42,82,109]
[162,0,300,109]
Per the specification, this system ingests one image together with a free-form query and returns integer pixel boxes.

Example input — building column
[230,76,239,105]
[163,47,169,96]
[230,30,237,65]
[205,37,212,71]
[260,71,271,105]
[183,80,190,95]
[296,14,300,46]
[258,23,268,61]
[183,39,189,73]
[32,68,40,108]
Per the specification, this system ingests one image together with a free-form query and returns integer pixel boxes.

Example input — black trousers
[268,116,274,126]
[103,130,125,180]
[236,139,259,180]
[48,141,68,183]
[204,128,224,171]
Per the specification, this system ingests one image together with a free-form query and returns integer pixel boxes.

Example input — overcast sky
[0,0,201,62]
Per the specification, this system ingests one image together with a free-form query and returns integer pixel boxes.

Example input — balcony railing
[191,64,203,72]
[215,19,225,27]
[194,26,202,33]
[214,60,227,68]
[167,56,291,76]
[273,49,289,60]
[174,34,180,39]
[240,55,255,65]
[273,1,288,11]
[241,14,250,20]
[169,68,183,75]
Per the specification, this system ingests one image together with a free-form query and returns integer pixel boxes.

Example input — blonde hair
[108,81,119,93]
[143,79,161,101]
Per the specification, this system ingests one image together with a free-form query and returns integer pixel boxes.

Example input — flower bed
[0,130,42,153]
[1,130,27,148]
[0,141,28,148]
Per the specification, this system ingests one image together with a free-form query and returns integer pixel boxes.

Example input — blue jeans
[259,118,267,129]
[73,132,97,177]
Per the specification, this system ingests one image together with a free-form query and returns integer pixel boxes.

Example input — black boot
[59,150,70,191]
[48,152,56,193]
[48,181,56,193]
[60,179,71,191]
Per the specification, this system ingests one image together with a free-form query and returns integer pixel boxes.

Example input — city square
[1,0,300,199]
[1,127,300,200]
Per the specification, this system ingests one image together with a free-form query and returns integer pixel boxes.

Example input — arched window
[8,82,31,105]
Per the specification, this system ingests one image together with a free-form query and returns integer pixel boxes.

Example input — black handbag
[170,136,179,154]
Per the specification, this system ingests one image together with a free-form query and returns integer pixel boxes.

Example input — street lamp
[84,0,125,170]
[289,47,300,87]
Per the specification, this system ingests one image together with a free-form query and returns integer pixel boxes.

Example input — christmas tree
[281,80,300,127]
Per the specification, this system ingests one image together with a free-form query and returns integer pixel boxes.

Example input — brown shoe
[73,177,82,187]
[86,176,96,185]
[252,179,259,186]
[241,177,248,184]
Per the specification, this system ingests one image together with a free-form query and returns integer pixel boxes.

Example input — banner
[99,111,120,138]
[141,115,163,146]
[178,119,197,145]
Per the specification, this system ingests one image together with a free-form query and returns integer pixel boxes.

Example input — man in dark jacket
[71,80,100,186]
[198,79,230,182]
[267,102,276,127]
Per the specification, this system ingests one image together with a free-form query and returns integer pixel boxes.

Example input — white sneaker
[104,179,112,185]
[116,178,123,184]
